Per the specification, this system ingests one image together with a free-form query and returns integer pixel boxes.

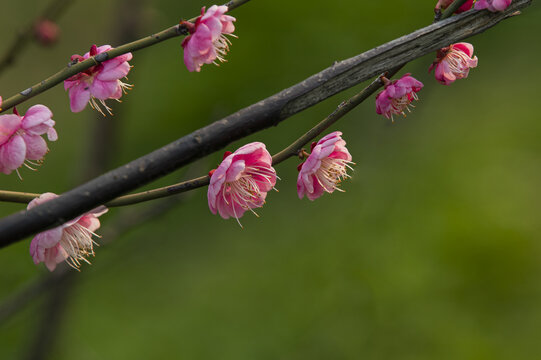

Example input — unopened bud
[33,19,60,46]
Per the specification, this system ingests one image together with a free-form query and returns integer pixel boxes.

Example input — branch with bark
[0,0,531,245]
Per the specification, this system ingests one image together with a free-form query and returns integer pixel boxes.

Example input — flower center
[221,165,276,224]
[315,157,353,193]
[445,50,472,78]
[389,92,418,120]
[213,34,235,64]
[60,223,98,270]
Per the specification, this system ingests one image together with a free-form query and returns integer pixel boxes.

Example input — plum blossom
[475,0,512,11]
[207,142,277,226]
[0,105,57,176]
[28,192,108,271]
[375,74,424,121]
[435,0,474,13]
[429,42,478,85]
[181,5,236,72]
[297,132,353,201]
[33,18,60,46]
[64,44,133,115]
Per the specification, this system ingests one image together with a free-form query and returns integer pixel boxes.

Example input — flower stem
[0,66,403,208]
[0,0,251,113]
[0,0,531,245]
[0,0,464,207]
[441,0,470,20]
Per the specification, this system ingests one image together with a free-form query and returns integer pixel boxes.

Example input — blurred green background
[1,0,541,359]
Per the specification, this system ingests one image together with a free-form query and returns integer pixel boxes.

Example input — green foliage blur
[1,0,541,358]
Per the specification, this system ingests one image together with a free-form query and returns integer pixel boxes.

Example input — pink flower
[28,192,108,271]
[429,42,478,85]
[375,74,424,121]
[297,132,353,201]
[0,105,57,176]
[181,5,236,72]
[33,18,60,46]
[207,142,277,225]
[435,0,474,13]
[64,44,133,115]
[475,0,512,11]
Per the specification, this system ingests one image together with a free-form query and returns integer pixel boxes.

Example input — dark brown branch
[0,0,531,245]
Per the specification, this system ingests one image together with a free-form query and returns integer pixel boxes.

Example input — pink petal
[225,159,245,182]
[0,135,26,174]
[97,61,132,81]
[0,114,22,146]
[27,192,59,209]
[90,80,119,100]
[47,128,58,142]
[492,0,512,11]
[69,84,91,112]
[453,43,474,57]
[21,105,53,130]
[22,134,47,160]
[474,0,489,9]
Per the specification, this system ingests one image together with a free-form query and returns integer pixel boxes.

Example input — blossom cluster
[0,1,515,272]
[208,132,354,227]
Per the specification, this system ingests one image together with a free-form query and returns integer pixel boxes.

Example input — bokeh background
[1,0,540,359]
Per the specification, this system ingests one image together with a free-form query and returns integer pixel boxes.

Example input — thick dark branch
[0,0,531,244]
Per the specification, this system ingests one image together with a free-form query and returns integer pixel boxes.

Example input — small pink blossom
[429,42,478,85]
[435,0,474,13]
[64,44,133,115]
[28,192,108,271]
[181,5,236,72]
[0,105,57,176]
[207,142,277,225]
[475,0,512,11]
[33,18,60,46]
[375,74,424,121]
[297,132,353,201]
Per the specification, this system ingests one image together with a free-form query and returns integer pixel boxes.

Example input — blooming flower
[64,44,133,115]
[375,74,424,121]
[181,5,236,72]
[0,105,57,176]
[475,0,512,11]
[435,0,474,13]
[429,42,478,85]
[207,142,277,226]
[297,131,353,201]
[28,192,108,271]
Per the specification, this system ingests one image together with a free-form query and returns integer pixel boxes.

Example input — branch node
[176,24,189,36]
[94,52,109,62]
[20,88,33,96]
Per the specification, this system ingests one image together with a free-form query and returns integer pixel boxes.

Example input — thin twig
[0,65,403,208]
[441,0,470,20]
[0,0,531,244]
[0,0,250,113]
[0,0,75,77]
[0,176,198,326]
[0,1,465,208]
